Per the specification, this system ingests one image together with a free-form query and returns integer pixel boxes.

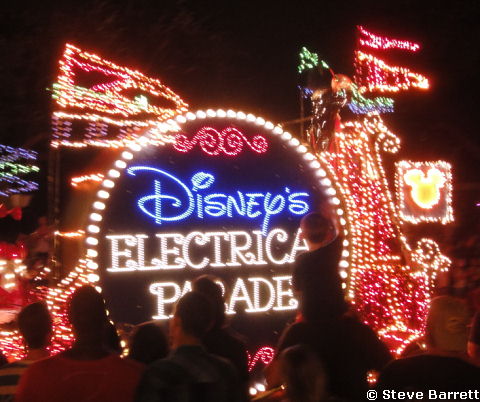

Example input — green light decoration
[0,162,39,176]
[320,60,330,70]
[348,83,395,114]
[0,145,39,196]
[297,48,393,114]
[298,47,319,73]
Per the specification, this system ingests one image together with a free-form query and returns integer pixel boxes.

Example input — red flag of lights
[358,25,420,52]
[51,44,188,148]
[354,26,429,93]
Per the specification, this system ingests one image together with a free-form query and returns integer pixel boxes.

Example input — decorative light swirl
[174,126,268,156]
[247,346,275,371]
[411,238,450,284]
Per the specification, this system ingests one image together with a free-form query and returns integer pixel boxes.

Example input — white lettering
[265,229,290,264]
[182,232,209,269]
[228,278,255,313]
[149,275,298,320]
[150,282,181,319]
[107,228,304,271]
[273,276,297,311]
[227,231,255,266]
[248,277,275,312]
[152,234,185,269]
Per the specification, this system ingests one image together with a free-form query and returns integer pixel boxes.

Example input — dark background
[1,0,479,234]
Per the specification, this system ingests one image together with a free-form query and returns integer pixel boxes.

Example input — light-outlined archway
[80,109,350,364]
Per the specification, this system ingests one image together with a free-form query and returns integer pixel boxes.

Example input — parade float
[1,27,453,376]
[0,145,39,323]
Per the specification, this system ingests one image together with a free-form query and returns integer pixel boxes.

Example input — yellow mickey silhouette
[404,168,445,209]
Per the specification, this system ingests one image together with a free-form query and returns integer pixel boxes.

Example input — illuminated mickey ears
[404,169,423,186]
[396,161,453,223]
[405,168,446,187]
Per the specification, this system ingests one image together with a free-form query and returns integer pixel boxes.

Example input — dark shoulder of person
[298,237,342,267]
[469,312,480,345]
[278,317,391,367]
[276,321,312,354]
[203,327,249,382]
[292,237,342,289]
[136,352,243,402]
[338,317,392,368]
[202,352,247,402]
[377,354,480,392]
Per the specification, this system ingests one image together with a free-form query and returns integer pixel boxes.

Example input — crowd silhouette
[1,212,479,401]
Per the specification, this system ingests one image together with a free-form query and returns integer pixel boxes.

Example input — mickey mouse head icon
[403,168,446,209]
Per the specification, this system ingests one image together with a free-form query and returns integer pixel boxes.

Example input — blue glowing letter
[128,166,195,224]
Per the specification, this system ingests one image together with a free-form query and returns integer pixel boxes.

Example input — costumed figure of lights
[309,74,352,153]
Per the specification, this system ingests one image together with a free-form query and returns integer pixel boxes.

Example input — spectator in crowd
[279,344,328,402]
[467,311,480,364]
[135,291,244,402]
[264,211,391,400]
[272,313,391,400]
[16,285,144,402]
[0,352,6,368]
[377,296,480,391]
[292,212,348,322]
[128,322,168,365]
[255,345,328,402]
[0,301,52,402]
[192,275,249,386]
[104,321,122,355]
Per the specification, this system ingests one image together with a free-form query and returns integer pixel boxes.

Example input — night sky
[1,0,479,227]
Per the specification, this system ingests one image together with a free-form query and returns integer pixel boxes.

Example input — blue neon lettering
[128,166,194,224]
[263,193,286,234]
[191,172,214,190]
[204,194,228,217]
[288,192,310,215]
[226,192,246,217]
[127,166,310,234]
[246,193,263,218]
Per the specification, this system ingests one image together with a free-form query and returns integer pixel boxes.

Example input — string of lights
[51,43,188,148]
[354,51,429,93]
[55,230,86,238]
[0,144,39,197]
[298,47,319,73]
[357,26,421,52]
[321,115,450,354]
[71,173,104,187]
[348,84,395,114]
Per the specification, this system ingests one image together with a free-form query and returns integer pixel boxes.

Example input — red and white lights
[51,43,188,148]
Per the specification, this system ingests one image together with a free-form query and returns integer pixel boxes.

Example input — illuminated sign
[128,166,310,234]
[106,229,306,272]
[88,111,338,354]
[403,168,444,209]
[396,160,453,224]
